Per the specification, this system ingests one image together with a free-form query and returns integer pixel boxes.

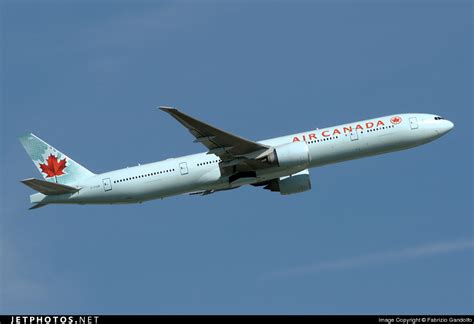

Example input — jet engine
[266,141,310,169]
[255,169,312,195]
[278,170,312,195]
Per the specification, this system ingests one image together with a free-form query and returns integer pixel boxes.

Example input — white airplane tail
[19,133,95,185]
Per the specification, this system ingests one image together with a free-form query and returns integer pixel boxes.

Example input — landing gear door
[103,178,112,192]
[179,162,189,175]
[409,117,418,129]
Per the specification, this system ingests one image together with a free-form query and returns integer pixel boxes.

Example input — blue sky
[1,0,472,314]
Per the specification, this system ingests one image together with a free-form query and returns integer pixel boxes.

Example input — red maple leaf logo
[39,154,67,178]
[391,116,402,124]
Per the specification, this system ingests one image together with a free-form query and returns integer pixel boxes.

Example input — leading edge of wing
[159,107,269,159]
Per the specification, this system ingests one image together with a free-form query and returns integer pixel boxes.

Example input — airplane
[19,108,454,209]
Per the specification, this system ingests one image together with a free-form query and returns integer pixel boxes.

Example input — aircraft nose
[445,120,454,132]
[438,120,454,135]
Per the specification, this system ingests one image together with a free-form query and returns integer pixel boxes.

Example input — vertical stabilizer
[19,133,95,184]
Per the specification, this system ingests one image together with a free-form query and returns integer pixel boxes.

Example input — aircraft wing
[159,107,272,163]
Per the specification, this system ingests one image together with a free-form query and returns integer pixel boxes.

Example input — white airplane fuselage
[29,113,453,206]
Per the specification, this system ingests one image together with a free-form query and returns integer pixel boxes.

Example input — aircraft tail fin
[19,133,95,184]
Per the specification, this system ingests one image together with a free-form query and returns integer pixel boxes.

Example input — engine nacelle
[278,169,312,195]
[267,141,310,169]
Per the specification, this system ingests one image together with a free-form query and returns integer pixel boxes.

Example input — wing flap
[188,186,241,196]
[21,178,80,195]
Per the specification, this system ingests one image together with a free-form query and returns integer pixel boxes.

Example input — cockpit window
[434,116,444,120]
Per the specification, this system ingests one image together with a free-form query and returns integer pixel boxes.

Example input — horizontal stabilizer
[29,203,48,210]
[21,178,80,195]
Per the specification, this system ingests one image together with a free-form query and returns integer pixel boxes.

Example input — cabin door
[409,117,418,129]
[350,130,358,141]
[103,178,112,192]
[179,162,189,175]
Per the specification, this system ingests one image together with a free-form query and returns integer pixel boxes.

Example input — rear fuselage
[30,113,453,205]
